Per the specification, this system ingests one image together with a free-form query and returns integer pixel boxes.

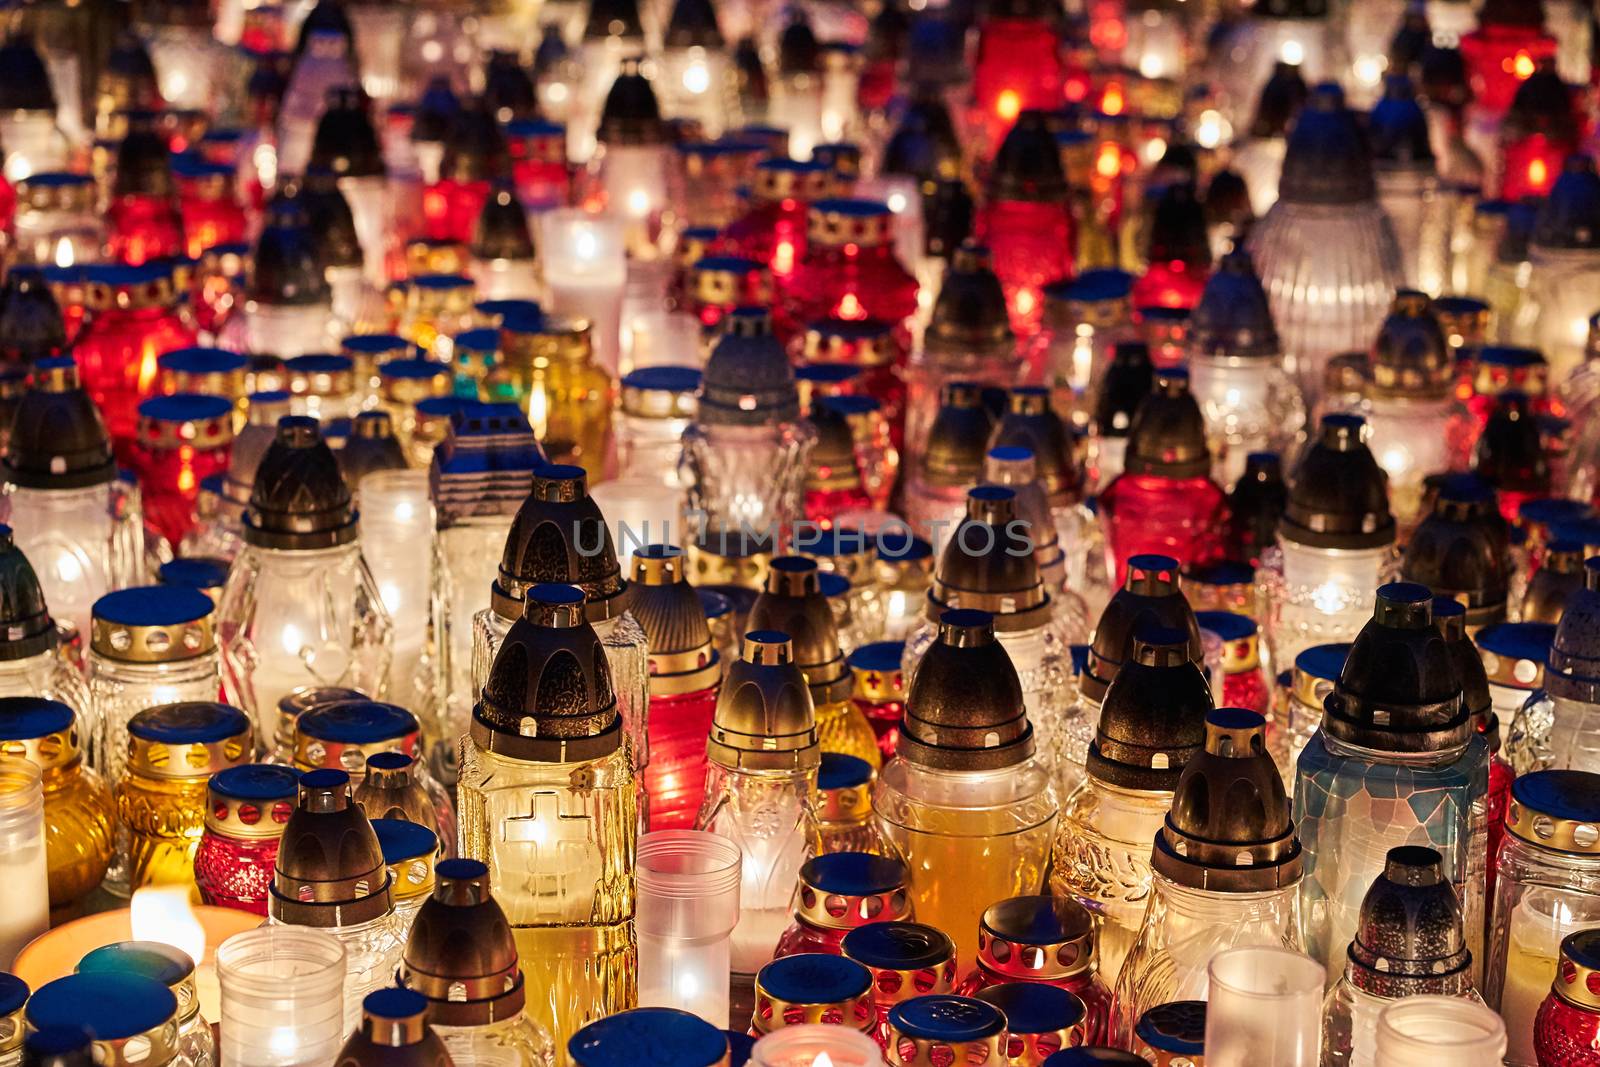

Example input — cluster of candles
[7,0,1600,1065]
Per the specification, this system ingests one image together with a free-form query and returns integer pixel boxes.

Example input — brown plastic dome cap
[1153,709,1301,891]
[269,768,392,928]
[493,463,629,623]
[707,631,819,771]
[747,557,849,704]
[1346,845,1472,997]
[1081,555,1203,705]
[399,858,525,1026]
[899,609,1033,771]
[926,487,1050,631]
[244,416,358,550]
[1087,624,1212,792]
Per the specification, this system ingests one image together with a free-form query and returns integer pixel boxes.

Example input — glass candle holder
[119,702,254,897]
[131,394,236,554]
[10,172,104,269]
[355,470,436,719]
[216,927,347,1067]
[751,953,876,1037]
[495,311,616,482]
[775,853,911,960]
[815,755,882,855]
[76,940,215,1067]
[0,697,113,921]
[636,830,742,1027]
[1202,947,1324,1067]
[840,922,958,1049]
[539,210,627,376]
[0,756,49,968]
[1373,997,1505,1067]
[750,1024,886,1067]
[1536,928,1600,1067]
[194,764,300,917]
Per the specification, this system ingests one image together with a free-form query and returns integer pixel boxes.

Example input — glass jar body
[903,336,1016,469]
[1484,832,1600,1067]
[433,1014,557,1067]
[1375,167,1450,296]
[90,652,223,781]
[1360,394,1475,528]
[772,917,848,960]
[494,359,615,485]
[1097,471,1227,587]
[953,962,1114,1047]
[130,439,233,551]
[75,305,200,446]
[0,651,92,734]
[1322,978,1486,1067]
[1187,352,1307,489]
[219,300,343,361]
[874,758,1058,967]
[1262,540,1398,670]
[696,761,818,977]
[1506,690,1600,777]
[434,516,515,758]
[268,910,407,1036]
[814,698,882,769]
[40,762,114,917]
[1048,777,1172,982]
[11,202,105,268]
[1115,875,1304,1043]
[117,771,211,894]
[457,741,638,1051]
[681,420,817,541]
[0,482,146,648]
[1522,245,1600,380]
[617,411,691,486]
[781,245,919,346]
[1535,990,1600,1067]
[1292,731,1488,978]
[975,198,1074,336]
[217,543,393,742]
[194,830,279,916]
[643,685,720,833]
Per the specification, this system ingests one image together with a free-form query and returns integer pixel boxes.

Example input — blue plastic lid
[724,1030,755,1067]
[1207,707,1265,733]
[379,357,452,381]
[530,582,587,607]
[1069,644,1090,677]
[1478,345,1544,368]
[412,273,472,291]
[437,858,488,880]
[26,973,177,1040]
[973,983,1085,1035]
[342,333,410,355]
[1476,621,1557,665]
[1195,610,1256,641]
[0,972,28,1016]
[801,852,906,896]
[159,557,230,590]
[297,700,418,743]
[1563,929,1600,972]
[92,586,213,627]
[373,817,438,862]
[210,763,300,801]
[1518,497,1591,527]
[22,171,92,187]
[818,752,874,790]
[85,262,171,287]
[494,304,545,334]
[1042,1050,1148,1067]
[503,118,565,138]
[756,157,828,174]
[757,954,871,1003]
[249,389,292,406]
[622,365,702,394]
[794,363,863,386]
[300,768,349,791]
[24,1026,90,1060]
[159,347,251,374]
[794,527,873,559]
[129,702,250,744]
[817,571,851,599]
[692,255,763,274]
[1045,268,1132,305]
[1133,1000,1205,1056]
[285,353,353,374]
[696,588,732,620]
[818,394,879,418]
[1184,560,1255,586]
[1511,769,1600,825]
[453,328,500,353]
[0,697,74,740]
[138,393,234,424]
[200,473,225,495]
[1295,643,1350,681]
[988,445,1035,464]
[570,1008,729,1067]
[417,396,468,418]
[887,995,1005,1042]
[367,750,413,771]
[474,298,542,323]
[364,987,427,1020]
[1551,516,1600,548]
[840,921,952,971]
[78,942,193,986]
[941,608,992,631]
[848,641,903,674]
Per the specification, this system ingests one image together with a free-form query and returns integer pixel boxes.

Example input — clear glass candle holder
[1203,946,1324,1067]
[0,756,49,968]
[1373,996,1506,1067]
[636,830,742,1027]
[750,1023,887,1067]
[216,927,347,1067]
[356,470,436,717]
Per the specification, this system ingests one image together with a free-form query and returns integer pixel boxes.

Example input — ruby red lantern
[1195,610,1270,715]
[193,763,300,916]
[1535,929,1600,1067]
[721,157,833,288]
[971,0,1064,156]
[976,111,1074,335]
[423,105,508,246]
[1460,0,1557,117]
[173,155,248,259]
[1498,60,1580,201]
[107,112,186,266]
[130,392,235,550]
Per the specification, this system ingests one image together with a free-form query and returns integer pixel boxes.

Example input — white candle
[0,757,49,968]
[540,210,628,375]
[636,831,741,1027]
[750,1024,886,1067]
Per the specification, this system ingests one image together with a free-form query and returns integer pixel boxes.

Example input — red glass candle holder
[1535,929,1600,1067]
[1099,471,1226,587]
[971,8,1065,156]
[840,921,959,1050]
[782,198,920,350]
[109,193,186,266]
[130,393,235,549]
[796,320,907,451]
[642,683,720,832]
[75,262,201,449]
[1461,18,1557,116]
[192,764,299,916]
[722,158,833,290]
[1196,611,1270,715]
[773,852,914,959]
[849,641,905,760]
[175,161,249,258]
[504,118,571,212]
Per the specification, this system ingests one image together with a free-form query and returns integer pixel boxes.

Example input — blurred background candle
[540,210,628,376]
[635,830,741,1025]
[356,470,436,716]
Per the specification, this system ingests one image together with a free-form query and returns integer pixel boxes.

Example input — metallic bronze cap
[1508,770,1600,854]
[339,988,455,1067]
[707,631,819,771]
[1152,709,1302,891]
[244,417,359,550]
[794,852,911,931]
[339,411,410,489]
[1369,290,1452,400]
[747,557,850,704]
[699,309,800,425]
[921,381,994,487]
[752,953,875,1035]
[926,488,1051,632]
[975,896,1095,981]
[1,359,117,490]
[817,752,875,825]
[886,995,1007,1066]
[629,545,719,696]
[842,923,957,1009]
[0,526,56,661]
[1190,248,1278,359]
[1087,626,1212,791]
[1081,555,1203,705]
[689,527,776,590]
[988,387,1081,506]
[205,763,300,839]
[1400,475,1509,627]
[492,464,629,623]
[269,768,394,928]
[1280,415,1395,550]
[471,584,622,763]
[928,243,1013,350]
[1122,370,1212,479]
[1344,845,1471,997]
[1475,392,1550,500]
[989,111,1068,202]
[1554,930,1600,1013]
[1322,583,1469,751]
[90,587,216,663]
[354,752,435,830]
[982,447,1064,580]
[899,609,1034,771]
[399,859,526,1027]
[806,400,864,495]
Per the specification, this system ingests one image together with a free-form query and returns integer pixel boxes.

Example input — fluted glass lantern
[1519,154,1600,379]
[0,530,90,728]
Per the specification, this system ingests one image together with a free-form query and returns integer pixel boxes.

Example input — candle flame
[54,237,74,269]
[813,1054,834,1067]
[996,90,1021,123]
[131,886,207,966]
